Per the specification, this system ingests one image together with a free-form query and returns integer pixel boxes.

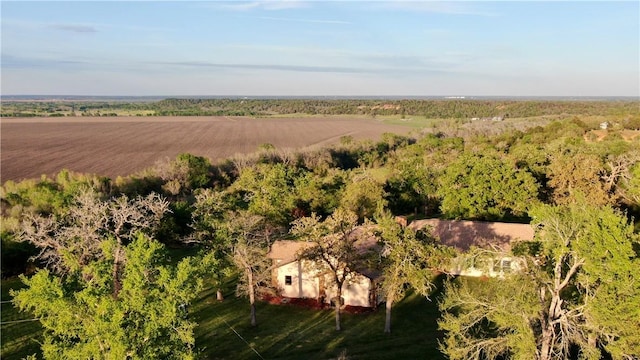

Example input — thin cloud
[254,16,351,24]
[225,43,339,54]
[162,61,370,74]
[158,60,454,77]
[3,18,170,34]
[218,2,262,11]
[380,1,500,17]
[216,1,309,11]
[219,45,471,70]
[48,23,98,33]
[353,52,479,71]
[423,28,451,35]
[1,54,89,69]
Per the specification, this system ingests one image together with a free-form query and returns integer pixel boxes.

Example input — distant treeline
[152,98,639,118]
[2,98,639,120]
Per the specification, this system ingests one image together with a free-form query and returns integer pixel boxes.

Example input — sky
[1,1,638,97]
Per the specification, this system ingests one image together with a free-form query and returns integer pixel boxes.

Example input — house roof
[267,240,315,263]
[408,218,534,252]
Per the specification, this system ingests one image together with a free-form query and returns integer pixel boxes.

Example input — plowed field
[1,116,412,181]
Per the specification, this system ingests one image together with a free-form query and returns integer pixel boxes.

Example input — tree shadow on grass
[193,274,448,360]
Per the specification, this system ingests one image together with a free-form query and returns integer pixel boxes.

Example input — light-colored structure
[267,219,534,307]
[267,241,319,299]
[409,218,535,277]
[267,240,381,308]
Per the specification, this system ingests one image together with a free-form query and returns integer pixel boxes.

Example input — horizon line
[3,95,639,99]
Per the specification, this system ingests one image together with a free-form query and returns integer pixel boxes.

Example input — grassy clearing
[1,273,446,360]
[193,285,444,360]
[259,113,448,129]
[377,115,442,129]
[1,277,42,360]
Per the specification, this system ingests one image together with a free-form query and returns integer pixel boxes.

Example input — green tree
[154,153,211,196]
[231,163,297,225]
[438,152,539,220]
[374,211,451,333]
[386,145,439,216]
[291,209,371,331]
[439,274,540,360]
[621,162,640,207]
[19,190,169,297]
[605,151,640,208]
[293,169,346,217]
[566,205,640,359]
[192,189,280,327]
[438,202,640,360]
[1,177,67,216]
[547,151,611,206]
[191,189,237,301]
[12,233,210,359]
[225,211,279,327]
[339,172,387,221]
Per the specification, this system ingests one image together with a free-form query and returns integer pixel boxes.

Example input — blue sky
[1,1,638,96]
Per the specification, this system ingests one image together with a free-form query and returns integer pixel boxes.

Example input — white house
[267,241,319,299]
[267,219,535,307]
[267,239,381,308]
[409,218,535,277]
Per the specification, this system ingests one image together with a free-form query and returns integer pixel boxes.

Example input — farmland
[2,106,639,359]
[0,116,412,181]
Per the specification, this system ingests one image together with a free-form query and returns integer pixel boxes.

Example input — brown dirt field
[585,129,640,142]
[621,129,640,141]
[586,129,609,142]
[1,116,413,182]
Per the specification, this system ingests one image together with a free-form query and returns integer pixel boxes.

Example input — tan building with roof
[409,218,535,277]
[267,219,534,306]
[267,241,319,300]
[267,238,382,308]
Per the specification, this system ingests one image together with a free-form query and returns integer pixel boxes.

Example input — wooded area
[1,100,639,359]
[2,98,639,123]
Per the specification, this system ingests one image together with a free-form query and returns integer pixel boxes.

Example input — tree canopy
[438,201,640,360]
[12,234,211,359]
[438,152,540,220]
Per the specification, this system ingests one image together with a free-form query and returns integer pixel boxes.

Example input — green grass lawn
[192,283,445,360]
[1,277,42,360]
[1,274,446,360]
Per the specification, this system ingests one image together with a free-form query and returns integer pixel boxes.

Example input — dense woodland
[2,98,640,124]
[1,102,639,359]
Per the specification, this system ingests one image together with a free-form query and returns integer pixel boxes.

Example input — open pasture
[1,116,412,181]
